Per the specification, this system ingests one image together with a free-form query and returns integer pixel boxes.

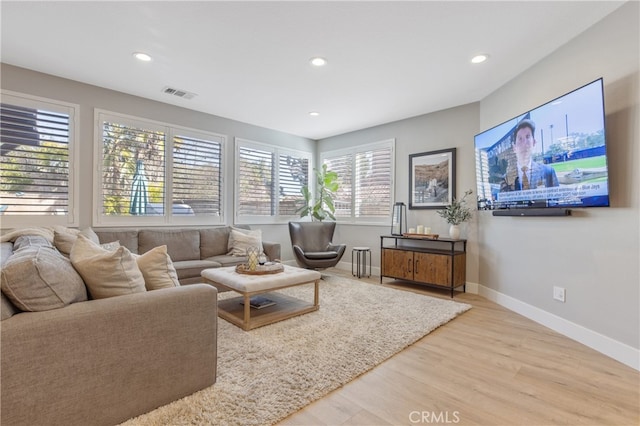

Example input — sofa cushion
[1,245,87,311]
[95,230,140,254]
[1,291,19,320]
[200,227,231,259]
[172,259,221,281]
[227,228,263,256]
[205,254,249,267]
[70,235,146,299]
[139,229,200,262]
[135,245,180,290]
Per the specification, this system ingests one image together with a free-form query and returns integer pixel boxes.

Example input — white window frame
[0,90,80,228]
[320,139,395,225]
[234,138,312,225]
[93,109,226,227]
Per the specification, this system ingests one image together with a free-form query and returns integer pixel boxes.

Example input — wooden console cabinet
[380,235,466,297]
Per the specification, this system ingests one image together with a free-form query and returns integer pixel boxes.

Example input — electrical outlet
[553,286,566,302]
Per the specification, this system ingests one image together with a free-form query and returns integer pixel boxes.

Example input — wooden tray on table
[402,233,440,240]
[235,262,284,275]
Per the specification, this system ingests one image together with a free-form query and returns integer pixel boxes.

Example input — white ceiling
[1,1,625,140]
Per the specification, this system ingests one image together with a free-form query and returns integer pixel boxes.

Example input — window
[95,110,224,226]
[235,138,311,223]
[0,92,79,227]
[321,139,395,223]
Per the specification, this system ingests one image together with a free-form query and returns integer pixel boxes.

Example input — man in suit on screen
[500,118,559,192]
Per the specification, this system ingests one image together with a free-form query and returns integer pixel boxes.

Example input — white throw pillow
[227,228,263,256]
[70,235,146,299]
[135,245,180,290]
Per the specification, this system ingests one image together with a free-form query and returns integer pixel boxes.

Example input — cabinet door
[382,249,414,280]
[414,252,451,286]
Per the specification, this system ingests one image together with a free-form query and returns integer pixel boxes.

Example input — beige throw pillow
[135,245,180,290]
[1,246,87,311]
[70,235,146,299]
[227,228,263,256]
[53,227,101,255]
[53,227,81,255]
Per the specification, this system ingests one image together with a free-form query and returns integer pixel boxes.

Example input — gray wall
[319,2,639,360]
[478,3,639,350]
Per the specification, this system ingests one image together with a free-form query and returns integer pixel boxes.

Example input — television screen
[474,78,609,211]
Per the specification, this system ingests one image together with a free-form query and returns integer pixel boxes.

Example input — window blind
[0,102,71,216]
[355,147,392,217]
[97,111,224,224]
[323,154,353,217]
[278,153,309,216]
[173,134,222,216]
[237,146,274,216]
[235,140,311,220]
[100,120,166,216]
[322,140,394,221]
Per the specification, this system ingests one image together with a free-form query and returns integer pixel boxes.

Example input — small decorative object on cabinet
[391,202,407,235]
[449,224,460,239]
[437,189,473,239]
[380,234,466,297]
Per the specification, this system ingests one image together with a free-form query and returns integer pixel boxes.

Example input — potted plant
[437,189,473,239]
[296,164,339,221]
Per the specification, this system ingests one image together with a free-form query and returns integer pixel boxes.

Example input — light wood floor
[278,269,639,426]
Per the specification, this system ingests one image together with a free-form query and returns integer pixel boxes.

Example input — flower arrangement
[437,189,474,225]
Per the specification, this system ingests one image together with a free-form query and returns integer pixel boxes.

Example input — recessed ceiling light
[309,57,327,67]
[133,52,152,62]
[471,54,489,64]
[309,111,320,117]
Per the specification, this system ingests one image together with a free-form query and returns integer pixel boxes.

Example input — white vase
[449,224,460,239]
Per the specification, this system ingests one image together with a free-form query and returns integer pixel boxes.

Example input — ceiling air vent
[162,86,196,100]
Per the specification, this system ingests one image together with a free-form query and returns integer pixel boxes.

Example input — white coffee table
[201,264,321,330]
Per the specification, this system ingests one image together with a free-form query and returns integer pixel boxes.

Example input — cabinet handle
[407,258,412,273]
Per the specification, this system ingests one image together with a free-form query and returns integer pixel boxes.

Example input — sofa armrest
[1,284,218,426]
[263,240,281,261]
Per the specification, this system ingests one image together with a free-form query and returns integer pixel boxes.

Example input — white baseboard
[477,283,640,371]
[464,281,479,294]
[335,260,380,278]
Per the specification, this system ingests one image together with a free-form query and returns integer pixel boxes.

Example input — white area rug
[121,274,471,426]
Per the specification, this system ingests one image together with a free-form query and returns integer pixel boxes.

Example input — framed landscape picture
[409,148,456,209]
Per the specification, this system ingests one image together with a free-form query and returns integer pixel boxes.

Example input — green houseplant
[296,164,339,221]
[437,189,473,238]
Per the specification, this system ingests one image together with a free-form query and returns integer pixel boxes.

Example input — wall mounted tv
[474,78,609,215]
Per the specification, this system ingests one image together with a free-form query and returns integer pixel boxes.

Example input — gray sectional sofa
[94,226,281,285]
[0,225,279,425]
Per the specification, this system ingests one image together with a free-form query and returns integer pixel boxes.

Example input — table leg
[352,249,355,276]
[243,294,251,330]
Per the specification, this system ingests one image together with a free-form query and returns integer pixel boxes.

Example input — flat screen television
[474,78,609,214]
